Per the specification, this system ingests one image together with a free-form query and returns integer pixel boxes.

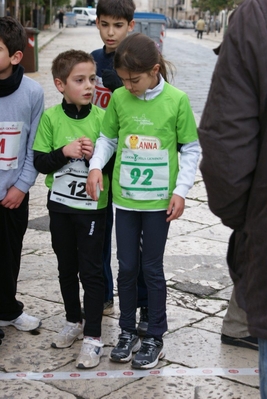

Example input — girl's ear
[11,50,23,65]
[151,63,160,76]
[54,77,65,93]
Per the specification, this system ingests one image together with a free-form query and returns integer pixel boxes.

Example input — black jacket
[198,0,267,339]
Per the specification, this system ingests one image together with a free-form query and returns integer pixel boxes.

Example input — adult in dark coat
[58,9,64,28]
[198,0,267,397]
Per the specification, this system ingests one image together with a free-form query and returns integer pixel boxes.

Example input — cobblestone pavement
[0,26,260,399]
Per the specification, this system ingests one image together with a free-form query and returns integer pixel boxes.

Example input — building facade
[147,0,197,20]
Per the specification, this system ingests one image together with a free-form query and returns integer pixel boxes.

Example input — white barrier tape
[0,368,259,381]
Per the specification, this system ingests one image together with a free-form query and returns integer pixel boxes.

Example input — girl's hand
[81,137,94,160]
[86,169,103,200]
[166,194,185,222]
[62,138,83,159]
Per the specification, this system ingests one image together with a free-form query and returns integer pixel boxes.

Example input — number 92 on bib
[119,149,169,200]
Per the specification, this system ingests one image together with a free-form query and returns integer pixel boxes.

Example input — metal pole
[50,0,52,28]
[0,0,5,17]
[15,0,19,19]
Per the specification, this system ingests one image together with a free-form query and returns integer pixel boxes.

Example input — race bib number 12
[50,160,99,210]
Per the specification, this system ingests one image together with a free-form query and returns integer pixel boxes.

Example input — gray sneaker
[0,312,41,331]
[103,300,114,316]
[110,330,141,362]
[76,337,104,369]
[51,321,84,348]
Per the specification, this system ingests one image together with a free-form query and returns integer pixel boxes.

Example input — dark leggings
[115,209,170,339]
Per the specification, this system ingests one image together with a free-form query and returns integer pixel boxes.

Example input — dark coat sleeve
[198,0,267,230]
[34,148,70,175]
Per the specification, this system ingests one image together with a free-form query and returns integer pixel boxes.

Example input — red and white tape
[0,367,259,380]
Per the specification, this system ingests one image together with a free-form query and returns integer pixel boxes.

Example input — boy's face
[55,62,96,111]
[96,16,135,54]
[0,39,22,80]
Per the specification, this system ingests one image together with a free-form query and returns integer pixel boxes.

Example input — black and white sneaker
[132,337,165,369]
[0,329,4,345]
[110,330,141,363]
[137,307,148,336]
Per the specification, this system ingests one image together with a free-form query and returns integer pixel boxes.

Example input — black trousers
[49,210,106,337]
[0,193,29,320]
[197,30,203,39]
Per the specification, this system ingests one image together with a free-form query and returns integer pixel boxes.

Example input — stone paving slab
[100,375,260,399]
[0,380,76,399]
[164,328,258,386]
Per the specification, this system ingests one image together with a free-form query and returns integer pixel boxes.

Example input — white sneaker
[103,300,114,316]
[51,321,84,348]
[0,312,41,331]
[76,337,104,369]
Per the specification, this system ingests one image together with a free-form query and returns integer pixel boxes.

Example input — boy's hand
[102,69,123,92]
[81,137,94,160]
[86,169,103,200]
[62,138,83,159]
[166,194,185,222]
[1,186,25,209]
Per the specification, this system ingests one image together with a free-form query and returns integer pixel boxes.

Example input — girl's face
[55,61,96,111]
[116,64,160,97]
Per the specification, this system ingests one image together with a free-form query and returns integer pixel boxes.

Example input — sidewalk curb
[38,28,65,52]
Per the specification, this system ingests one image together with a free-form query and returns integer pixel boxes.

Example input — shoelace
[60,323,77,335]
[139,340,157,355]
[82,341,96,354]
[117,332,133,348]
[82,339,103,354]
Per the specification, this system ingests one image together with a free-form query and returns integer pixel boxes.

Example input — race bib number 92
[119,149,169,200]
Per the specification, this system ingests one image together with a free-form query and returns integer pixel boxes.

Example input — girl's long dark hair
[114,33,174,83]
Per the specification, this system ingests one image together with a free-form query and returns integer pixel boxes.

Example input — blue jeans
[259,338,267,398]
[115,209,170,339]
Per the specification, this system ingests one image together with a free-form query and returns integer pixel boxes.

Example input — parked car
[72,7,96,26]
[166,16,173,28]
[171,18,179,28]
[177,19,186,28]
[184,20,194,29]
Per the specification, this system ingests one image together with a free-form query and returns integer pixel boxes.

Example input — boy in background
[0,17,44,333]
[91,0,151,328]
[33,50,108,369]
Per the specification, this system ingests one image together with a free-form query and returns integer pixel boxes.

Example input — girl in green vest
[87,32,200,369]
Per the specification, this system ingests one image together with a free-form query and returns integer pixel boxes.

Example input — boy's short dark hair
[0,16,27,56]
[51,49,96,83]
[96,0,136,22]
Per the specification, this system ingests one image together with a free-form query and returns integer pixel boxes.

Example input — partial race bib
[0,122,23,170]
[93,77,111,110]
